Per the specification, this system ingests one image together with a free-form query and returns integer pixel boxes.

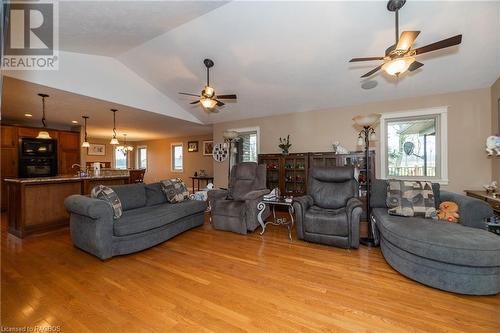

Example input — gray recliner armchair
[208,162,270,234]
[293,166,363,248]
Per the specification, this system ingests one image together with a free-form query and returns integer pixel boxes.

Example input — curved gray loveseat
[371,180,500,295]
[65,182,206,260]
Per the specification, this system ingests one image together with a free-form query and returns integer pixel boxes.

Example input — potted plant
[279,135,292,155]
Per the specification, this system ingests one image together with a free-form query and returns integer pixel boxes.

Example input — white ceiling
[117,1,500,124]
[4,1,500,134]
[1,77,212,141]
[59,1,227,56]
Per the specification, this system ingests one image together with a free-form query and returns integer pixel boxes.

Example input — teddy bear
[437,201,460,223]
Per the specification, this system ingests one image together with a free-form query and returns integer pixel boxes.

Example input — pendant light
[117,134,134,155]
[81,116,90,148]
[110,109,119,145]
[36,93,51,139]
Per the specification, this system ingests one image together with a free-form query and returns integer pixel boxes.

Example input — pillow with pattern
[160,178,190,203]
[386,180,437,219]
[91,185,122,219]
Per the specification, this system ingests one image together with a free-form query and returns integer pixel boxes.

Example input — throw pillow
[160,178,190,203]
[91,185,123,219]
[386,180,437,219]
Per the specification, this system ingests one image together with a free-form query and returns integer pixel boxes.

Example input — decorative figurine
[333,141,350,154]
[486,135,500,156]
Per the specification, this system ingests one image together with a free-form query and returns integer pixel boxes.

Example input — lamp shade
[223,130,238,140]
[382,57,415,76]
[110,137,119,145]
[81,141,90,148]
[201,97,217,109]
[36,131,51,139]
[353,113,381,127]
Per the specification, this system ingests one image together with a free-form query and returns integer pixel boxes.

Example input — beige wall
[213,88,493,193]
[491,76,500,184]
[80,137,136,169]
[136,134,213,186]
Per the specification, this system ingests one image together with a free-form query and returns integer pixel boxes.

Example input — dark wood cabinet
[58,131,81,175]
[1,126,17,148]
[0,125,81,210]
[258,153,308,197]
[259,151,375,218]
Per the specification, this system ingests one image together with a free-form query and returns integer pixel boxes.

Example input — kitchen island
[5,174,130,238]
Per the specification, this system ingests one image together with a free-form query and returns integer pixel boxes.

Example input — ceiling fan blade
[215,100,225,107]
[349,57,384,62]
[396,31,421,51]
[179,92,200,97]
[409,61,424,72]
[414,34,462,55]
[216,94,237,99]
[190,100,200,105]
[361,64,383,78]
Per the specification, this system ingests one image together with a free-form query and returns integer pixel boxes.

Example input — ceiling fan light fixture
[203,85,215,98]
[382,56,415,76]
[200,97,217,109]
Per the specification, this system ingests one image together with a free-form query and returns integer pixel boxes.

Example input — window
[229,127,260,170]
[137,146,147,169]
[236,131,258,163]
[115,147,127,169]
[171,143,183,172]
[380,107,448,183]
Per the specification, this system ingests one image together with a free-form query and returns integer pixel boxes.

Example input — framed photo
[203,140,214,156]
[187,141,199,152]
[88,143,106,156]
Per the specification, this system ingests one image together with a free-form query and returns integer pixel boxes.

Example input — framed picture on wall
[88,143,106,156]
[203,140,214,156]
[188,141,199,152]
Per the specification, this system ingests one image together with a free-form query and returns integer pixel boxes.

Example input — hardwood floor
[2,213,499,333]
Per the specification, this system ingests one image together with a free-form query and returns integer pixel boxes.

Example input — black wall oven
[19,138,58,178]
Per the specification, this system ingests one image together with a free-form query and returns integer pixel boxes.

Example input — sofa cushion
[386,180,437,218]
[114,200,206,236]
[145,183,167,206]
[110,183,147,211]
[372,208,500,267]
[304,206,348,236]
[371,179,440,209]
[212,200,245,218]
[160,178,190,203]
[90,185,122,219]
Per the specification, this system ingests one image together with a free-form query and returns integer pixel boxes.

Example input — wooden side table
[190,176,214,193]
[464,190,500,216]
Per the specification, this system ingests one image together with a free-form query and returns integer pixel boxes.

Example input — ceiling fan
[179,58,237,113]
[349,0,462,78]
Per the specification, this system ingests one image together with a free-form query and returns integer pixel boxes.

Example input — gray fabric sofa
[64,182,206,260]
[371,179,500,295]
[208,162,270,234]
[293,167,363,248]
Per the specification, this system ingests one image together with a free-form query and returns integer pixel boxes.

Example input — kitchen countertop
[4,174,130,184]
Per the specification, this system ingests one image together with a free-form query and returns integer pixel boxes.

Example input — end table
[257,198,295,240]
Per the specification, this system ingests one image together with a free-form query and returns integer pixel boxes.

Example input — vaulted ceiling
[3,1,500,133]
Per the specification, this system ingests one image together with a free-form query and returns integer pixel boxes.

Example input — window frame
[136,145,147,169]
[171,143,183,172]
[379,107,448,184]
